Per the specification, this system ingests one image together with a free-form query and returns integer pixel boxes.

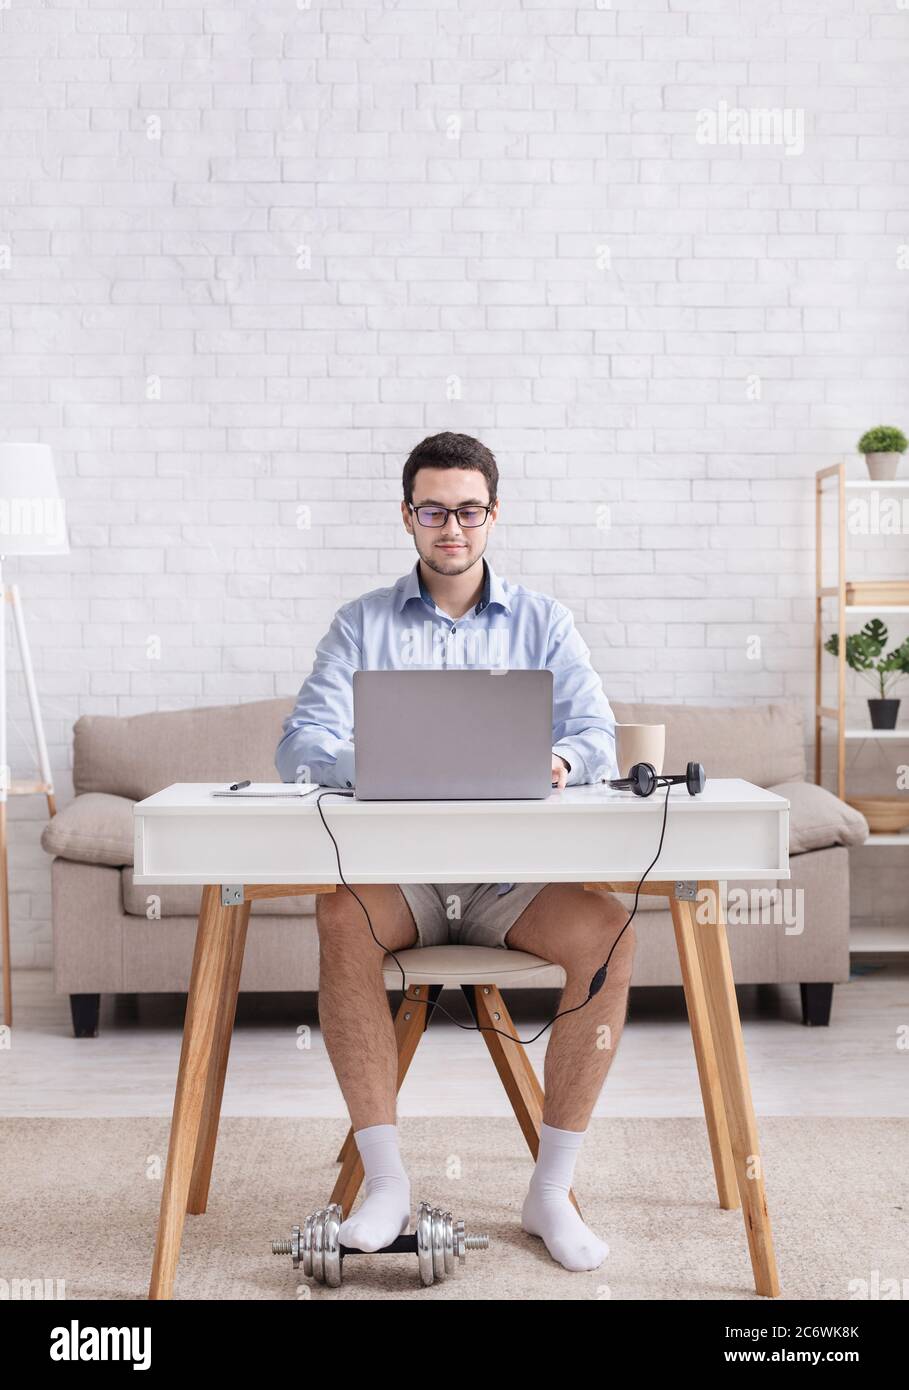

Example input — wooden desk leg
[668,892,739,1210]
[688,880,780,1298]
[148,885,243,1300]
[187,896,251,1214]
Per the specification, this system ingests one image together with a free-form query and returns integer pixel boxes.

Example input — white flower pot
[864,451,902,480]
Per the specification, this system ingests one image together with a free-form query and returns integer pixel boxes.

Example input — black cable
[313,778,673,1045]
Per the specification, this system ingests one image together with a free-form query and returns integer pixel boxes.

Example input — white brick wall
[1,0,908,965]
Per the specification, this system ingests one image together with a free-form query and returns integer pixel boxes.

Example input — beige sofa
[43,696,868,1037]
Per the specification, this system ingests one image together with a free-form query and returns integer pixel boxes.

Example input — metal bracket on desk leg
[221,884,244,906]
[674,880,698,901]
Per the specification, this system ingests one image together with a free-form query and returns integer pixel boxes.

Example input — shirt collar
[397,555,511,616]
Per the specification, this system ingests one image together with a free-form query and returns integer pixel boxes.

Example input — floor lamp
[0,443,68,1027]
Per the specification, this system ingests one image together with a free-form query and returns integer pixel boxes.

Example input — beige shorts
[397,882,551,950]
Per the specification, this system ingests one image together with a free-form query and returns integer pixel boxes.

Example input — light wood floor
[2,962,906,1119]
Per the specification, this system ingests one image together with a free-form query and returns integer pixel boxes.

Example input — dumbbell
[271,1200,490,1287]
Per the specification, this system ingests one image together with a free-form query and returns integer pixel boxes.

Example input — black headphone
[609,760,706,798]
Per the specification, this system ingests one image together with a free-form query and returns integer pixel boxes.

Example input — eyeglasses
[409,503,494,528]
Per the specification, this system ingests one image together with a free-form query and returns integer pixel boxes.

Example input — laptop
[352,669,554,800]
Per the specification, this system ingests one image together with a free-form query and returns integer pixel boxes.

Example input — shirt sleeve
[547,601,618,786]
[275,601,360,788]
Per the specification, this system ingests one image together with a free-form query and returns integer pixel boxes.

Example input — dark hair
[402,432,498,508]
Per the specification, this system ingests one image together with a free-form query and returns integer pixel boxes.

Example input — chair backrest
[609,699,806,789]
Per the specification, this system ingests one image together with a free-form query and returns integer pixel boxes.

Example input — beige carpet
[1,1116,906,1300]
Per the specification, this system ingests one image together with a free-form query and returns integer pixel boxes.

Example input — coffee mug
[615,724,666,779]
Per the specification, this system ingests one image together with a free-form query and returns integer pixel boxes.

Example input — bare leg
[316,883,419,1130]
[316,883,420,1252]
[504,883,635,1270]
[505,883,635,1130]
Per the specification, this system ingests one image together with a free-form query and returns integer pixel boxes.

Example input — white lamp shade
[0,443,69,556]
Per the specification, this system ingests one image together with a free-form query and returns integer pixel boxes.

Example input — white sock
[521,1122,609,1272]
[339,1123,411,1253]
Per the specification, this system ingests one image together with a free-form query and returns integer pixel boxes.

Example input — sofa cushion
[769,780,869,854]
[120,868,318,919]
[72,695,294,800]
[610,699,806,788]
[41,792,135,867]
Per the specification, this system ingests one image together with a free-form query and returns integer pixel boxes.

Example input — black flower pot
[868,698,900,730]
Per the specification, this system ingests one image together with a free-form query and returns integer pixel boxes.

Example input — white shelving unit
[850,922,909,951]
[844,728,909,738]
[815,464,909,953]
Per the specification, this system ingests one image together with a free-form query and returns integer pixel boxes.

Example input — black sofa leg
[70,993,100,1038]
[800,982,833,1027]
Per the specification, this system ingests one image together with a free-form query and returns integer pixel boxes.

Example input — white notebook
[210,783,323,799]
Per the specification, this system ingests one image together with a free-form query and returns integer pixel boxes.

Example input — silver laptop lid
[352,669,554,800]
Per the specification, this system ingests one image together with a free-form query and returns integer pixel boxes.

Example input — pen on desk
[228,779,251,791]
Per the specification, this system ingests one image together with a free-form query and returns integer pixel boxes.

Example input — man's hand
[551,753,570,789]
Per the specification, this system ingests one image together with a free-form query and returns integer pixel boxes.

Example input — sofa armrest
[768,781,869,855]
[41,792,135,867]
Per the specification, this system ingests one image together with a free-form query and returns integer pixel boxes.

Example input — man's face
[401,466,499,576]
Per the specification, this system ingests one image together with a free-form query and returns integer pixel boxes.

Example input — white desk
[135,779,790,1300]
[134,778,789,886]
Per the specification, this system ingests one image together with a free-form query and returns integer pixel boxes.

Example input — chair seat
[382,943,565,988]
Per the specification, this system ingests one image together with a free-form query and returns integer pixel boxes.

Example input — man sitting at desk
[275,432,632,1273]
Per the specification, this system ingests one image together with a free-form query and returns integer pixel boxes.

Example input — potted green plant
[857,425,908,481]
[825,618,909,728]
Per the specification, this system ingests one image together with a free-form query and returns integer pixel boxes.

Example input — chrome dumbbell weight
[271,1200,490,1287]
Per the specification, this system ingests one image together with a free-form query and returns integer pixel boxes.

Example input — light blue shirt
[275,557,619,895]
